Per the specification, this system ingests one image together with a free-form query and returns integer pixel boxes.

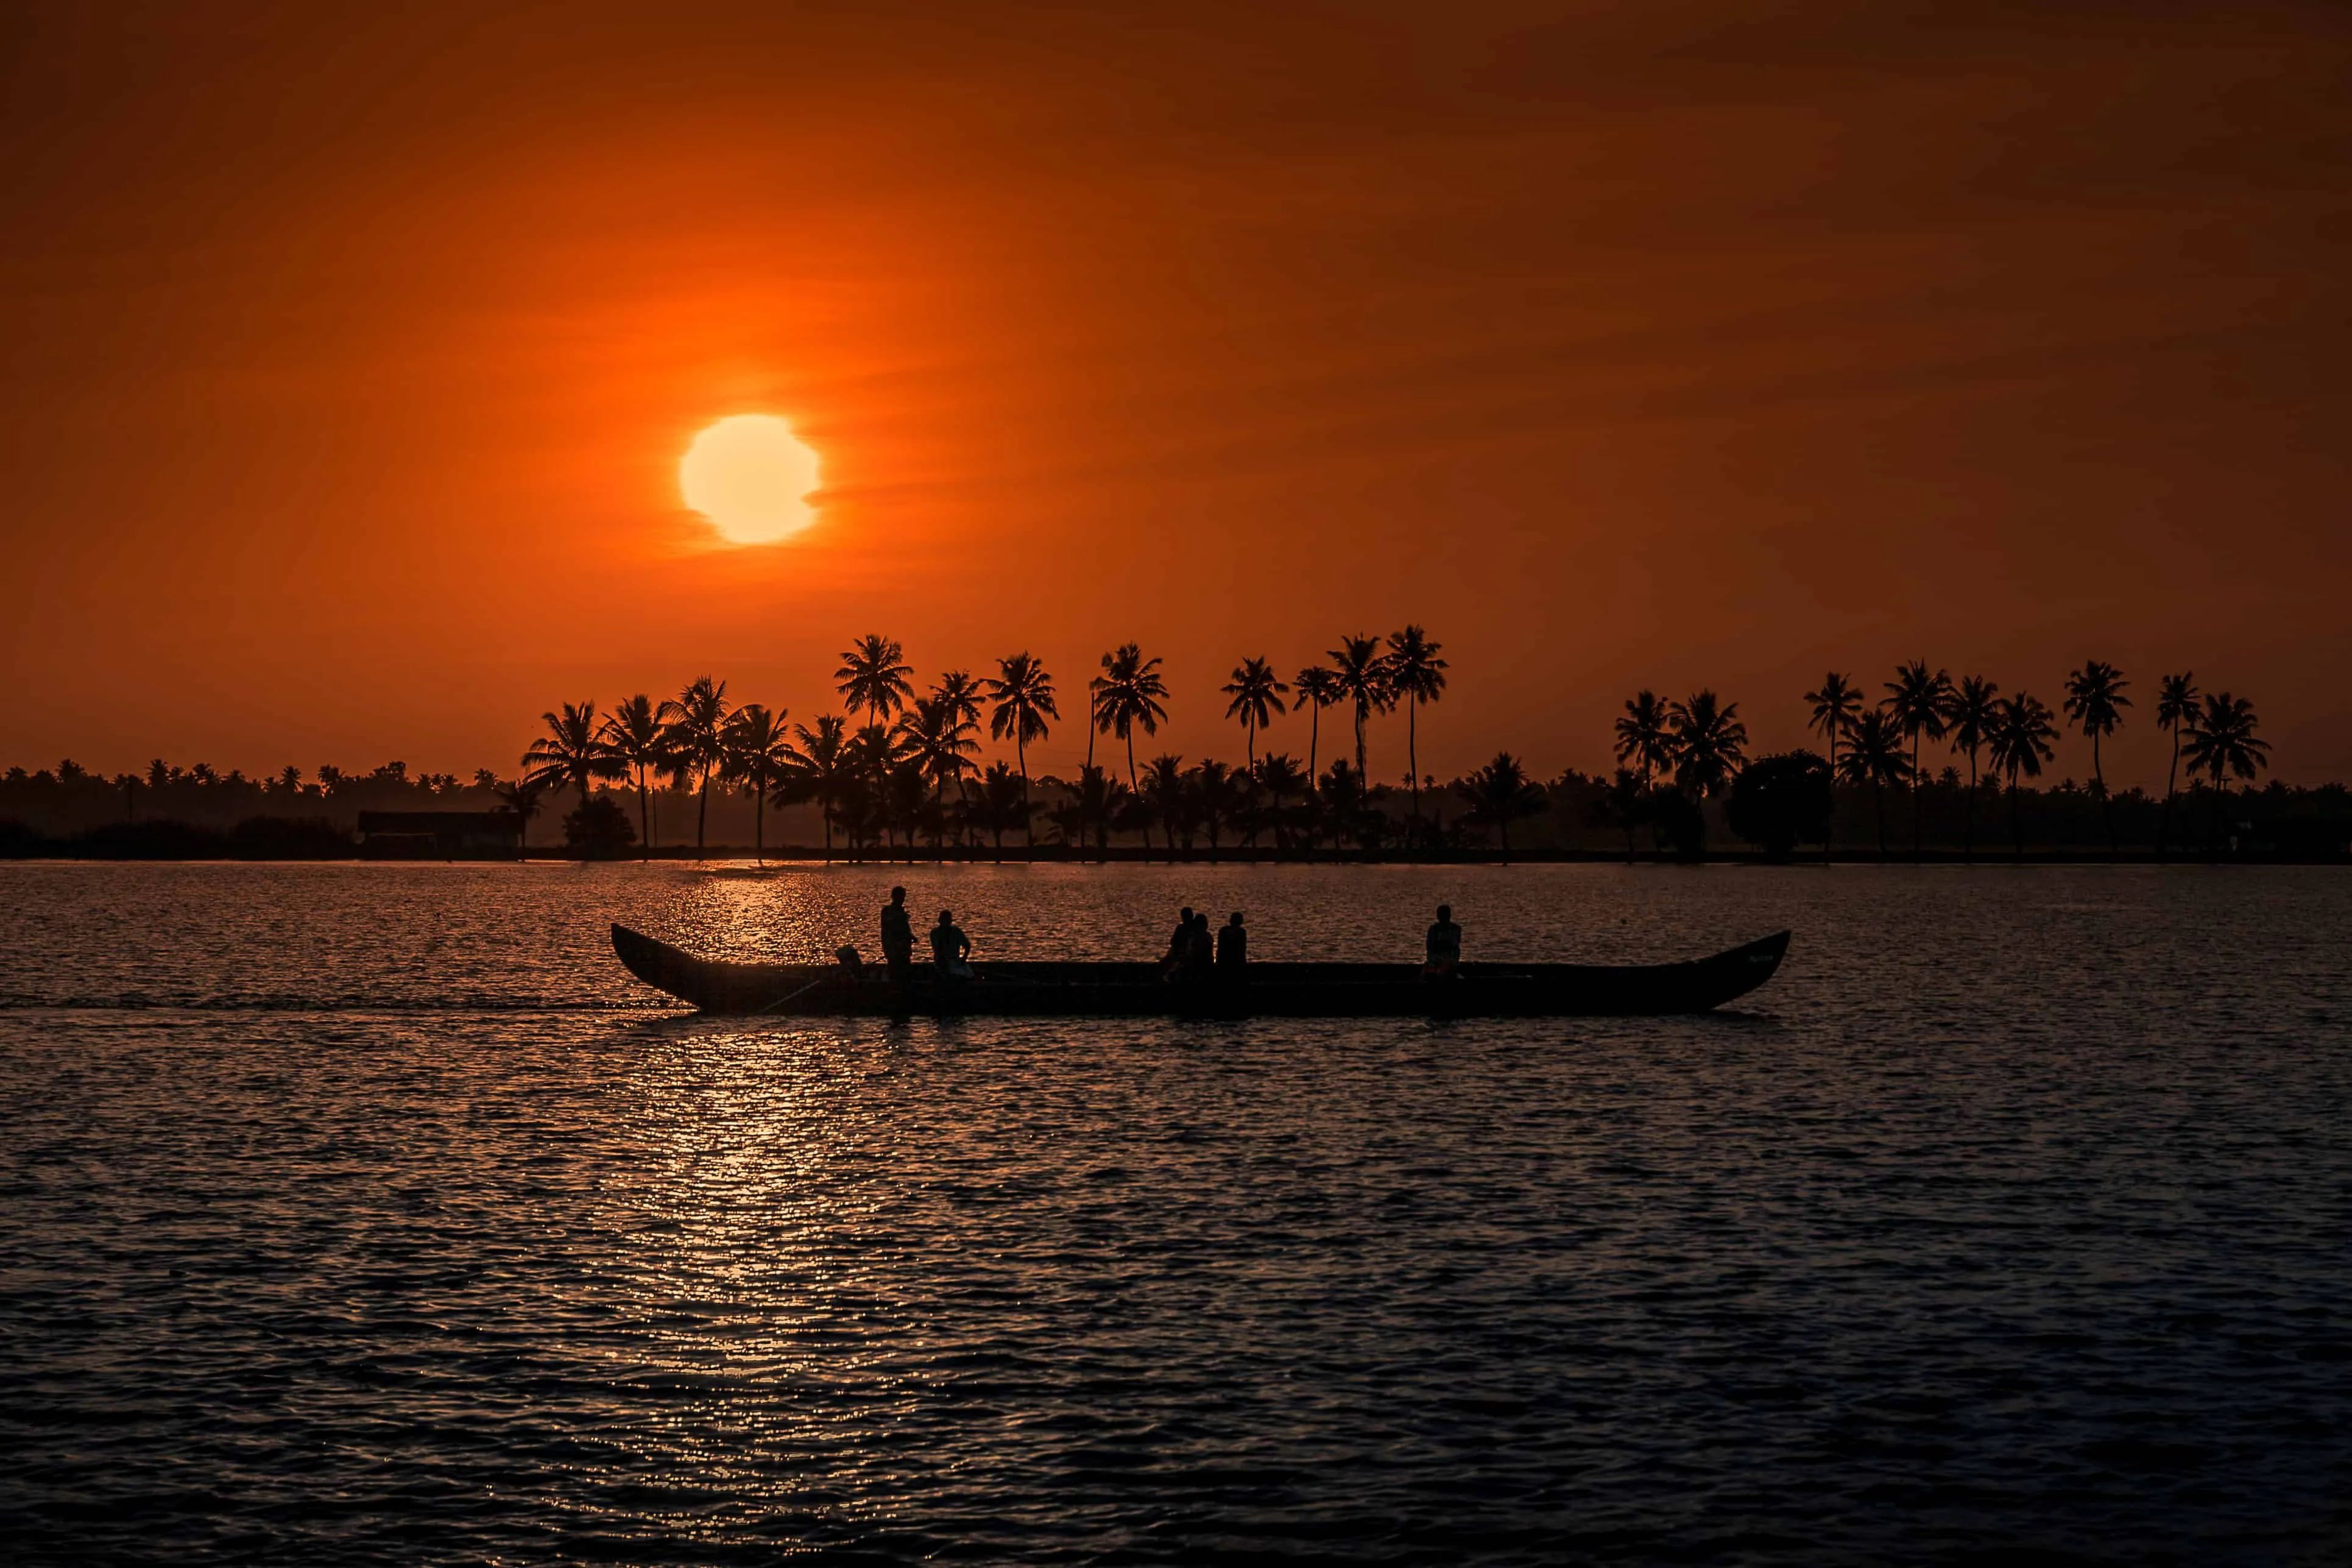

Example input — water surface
[2,863,2348,1563]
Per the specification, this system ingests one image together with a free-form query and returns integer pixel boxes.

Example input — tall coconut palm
[928,671,985,842]
[1883,661,1954,860]
[1614,691,1672,789]
[1985,692,2058,861]
[2155,671,2199,860]
[521,700,623,824]
[719,703,794,864]
[1221,656,1290,772]
[1293,667,1341,780]
[1835,709,1913,860]
[1383,625,1447,840]
[983,651,1058,852]
[1804,673,1862,781]
[893,697,978,855]
[785,714,852,855]
[1327,634,1393,788]
[599,692,679,857]
[835,635,913,731]
[2181,691,2269,849]
[1459,751,1545,859]
[1804,673,1860,861]
[1946,675,2000,864]
[1093,642,1168,794]
[1666,690,1748,799]
[663,676,731,857]
[2061,659,2132,853]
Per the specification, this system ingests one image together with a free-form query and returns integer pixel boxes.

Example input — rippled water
[3,861,2349,1563]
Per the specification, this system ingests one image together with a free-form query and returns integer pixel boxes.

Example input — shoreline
[5,846,2345,867]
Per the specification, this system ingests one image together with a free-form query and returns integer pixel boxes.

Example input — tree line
[2,641,2313,860]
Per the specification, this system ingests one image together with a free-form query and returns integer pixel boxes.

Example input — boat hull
[611,923,1789,1018]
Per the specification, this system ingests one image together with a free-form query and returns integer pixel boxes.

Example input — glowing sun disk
[680,415,821,543]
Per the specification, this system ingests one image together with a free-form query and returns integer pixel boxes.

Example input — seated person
[1215,911,1247,972]
[1424,904,1461,978]
[1163,906,1196,977]
[931,909,974,980]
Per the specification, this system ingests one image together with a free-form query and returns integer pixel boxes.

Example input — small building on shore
[356,810,521,860]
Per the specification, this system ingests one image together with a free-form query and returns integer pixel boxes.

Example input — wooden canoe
[612,923,1789,1017]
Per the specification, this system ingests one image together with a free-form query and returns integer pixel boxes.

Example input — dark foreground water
[2,862,2348,1564]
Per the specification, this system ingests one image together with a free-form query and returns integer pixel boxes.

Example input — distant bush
[1729,751,1834,861]
[0,818,47,858]
[563,796,637,860]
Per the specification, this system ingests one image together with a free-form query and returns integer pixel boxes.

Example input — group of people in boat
[854,885,1465,986]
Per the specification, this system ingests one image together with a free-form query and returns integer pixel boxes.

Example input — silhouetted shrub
[228,816,353,859]
[1729,751,1834,861]
[0,818,48,858]
[563,796,637,859]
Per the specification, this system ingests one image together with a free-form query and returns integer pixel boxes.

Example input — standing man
[1424,904,1461,978]
[880,886,915,987]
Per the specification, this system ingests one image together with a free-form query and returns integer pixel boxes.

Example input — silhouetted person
[1164,906,1195,975]
[931,908,973,980]
[1424,904,1461,979]
[1188,912,1213,974]
[1216,911,1247,972]
[880,886,914,986]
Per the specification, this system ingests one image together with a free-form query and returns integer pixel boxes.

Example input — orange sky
[6,2,2350,787]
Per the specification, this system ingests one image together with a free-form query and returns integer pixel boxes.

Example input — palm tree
[1985,692,2058,861]
[492,776,545,856]
[1883,661,1954,860]
[1613,691,1672,789]
[1093,642,1169,794]
[1293,666,1341,780]
[1327,634,1393,788]
[521,700,623,824]
[983,652,1058,852]
[599,693,678,857]
[1383,625,1447,841]
[1804,673,1860,858]
[1072,763,1116,859]
[893,697,978,855]
[663,676,731,857]
[785,715,853,856]
[1142,753,1187,858]
[1666,690,1748,799]
[1221,656,1289,772]
[1194,760,1240,862]
[1459,751,1545,858]
[1590,768,1648,863]
[1946,675,2000,864]
[975,761,1029,860]
[835,635,914,731]
[2155,671,2199,860]
[2181,691,2269,850]
[2061,659,2131,853]
[1835,709,1913,860]
[1254,752,1305,850]
[929,671,985,842]
[1804,673,1862,780]
[719,703,795,863]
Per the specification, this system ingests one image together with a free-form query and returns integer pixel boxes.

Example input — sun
[679,414,821,544]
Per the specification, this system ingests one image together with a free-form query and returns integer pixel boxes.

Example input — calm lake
[2,861,2348,1563]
